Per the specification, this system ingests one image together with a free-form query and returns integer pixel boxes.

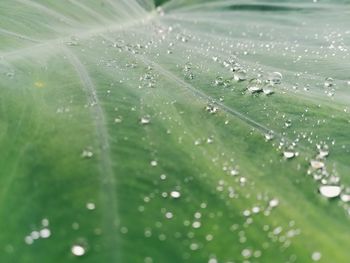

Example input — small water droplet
[71,244,86,257]
[247,78,263,93]
[311,251,322,261]
[284,119,292,128]
[319,185,341,198]
[324,77,334,88]
[283,151,296,159]
[24,236,34,245]
[205,104,218,114]
[268,72,282,85]
[81,149,93,159]
[86,202,96,210]
[264,131,274,141]
[234,70,247,81]
[170,191,181,199]
[310,160,325,170]
[114,117,123,123]
[39,228,51,239]
[140,116,151,125]
[269,198,279,208]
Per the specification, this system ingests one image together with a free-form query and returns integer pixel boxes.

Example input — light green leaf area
[0,0,349,262]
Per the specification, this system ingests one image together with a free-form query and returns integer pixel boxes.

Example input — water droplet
[24,236,33,245]
[31,231,40,240]
[205,104,219,114]
[341,194,350,202]
[247,78,263,94]
[319,185,341,198]
[114,117,123,123]
[268,72,282,85]
[140,116,151,125]
[86,202,96,210]
[165,212,173,219]
[311,251,322,261]
[284,119,292,128]
[71,244,86,257]
[192,221,201,228]
[39,228,51,239]
[234,70,247,81]
[283,151,296,159]
[214,76,224,86]
[310,160,325,170]
[264,131,274,141]
[81,149,93,159]
[263,87,274,95]
[324,77,334,88]
[170,191,181,199]
[230,168,239,176]
[269,198,279,208]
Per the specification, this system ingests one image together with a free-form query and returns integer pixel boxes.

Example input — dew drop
[284,119,292,128]
[81,149,93,159]
[268,72,282,85]
[319,185,341,198]
[264,131,275,141]
[310,160,325,170]
[311,251,322,261]
[140,116,151,125]
[233,70,247,81]
[71,245,86,257]
[324,77,334,88]
[86,202,96,210]
[39,228,51,239]
[170,191,181,199]
[24,236,33,245]
[269,198,279,208]
[247,78,263,94]
[283,151,296,159]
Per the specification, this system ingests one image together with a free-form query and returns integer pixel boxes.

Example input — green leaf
[0,0,349,262]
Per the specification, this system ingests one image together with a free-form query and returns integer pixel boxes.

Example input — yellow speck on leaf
[34,81,45,88]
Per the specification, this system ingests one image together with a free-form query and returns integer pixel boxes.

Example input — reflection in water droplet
[319,185,341,198]
[71,245,86,257]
